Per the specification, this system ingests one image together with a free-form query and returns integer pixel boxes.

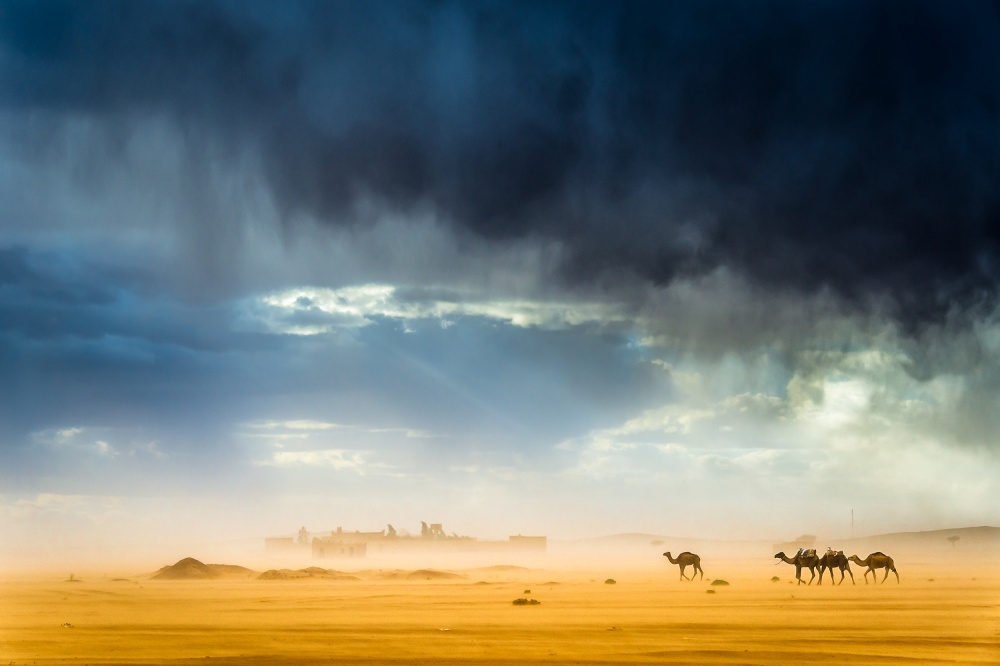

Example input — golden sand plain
[3,555,998,665]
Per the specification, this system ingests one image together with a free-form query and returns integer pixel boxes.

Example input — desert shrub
[706,589,716,594]
[523,589,530,594]
[512,598,540,605]
[710,579,729,586]
[771,576,780,582]
[604,578,616,584]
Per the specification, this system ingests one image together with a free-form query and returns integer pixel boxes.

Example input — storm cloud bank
[2,2,999,548]
[3,0,999,328]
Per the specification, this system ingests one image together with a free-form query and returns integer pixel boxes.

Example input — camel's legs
[882,568,890,583]
[679,565,689,581]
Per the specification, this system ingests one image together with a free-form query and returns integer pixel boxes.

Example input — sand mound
[151,558,256,580]
[299,567,361,580]
[406,569,466,580]
[474,565,530,572]
[153,557,221,580]
[208,564,256,576]
[258,569,310,580]
[258,568,360,581]
[372,569,466,581]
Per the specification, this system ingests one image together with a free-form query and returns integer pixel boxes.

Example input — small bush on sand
[604,578,616,584]
[710,579,729,586]
[771,576,780,582]
[512,598,540,605]
[706,589,716,594]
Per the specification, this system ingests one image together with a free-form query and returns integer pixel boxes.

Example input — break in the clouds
[243,283,629,334]
[1,1,999,557]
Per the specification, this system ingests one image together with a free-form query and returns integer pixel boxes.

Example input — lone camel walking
[848,552,899,584]
[662,551,703,581]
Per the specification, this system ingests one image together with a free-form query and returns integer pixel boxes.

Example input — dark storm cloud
[2,0,1000,328]
[0,246,255,349]
[0,247,269,449]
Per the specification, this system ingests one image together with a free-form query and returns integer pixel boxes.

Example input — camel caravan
[663,548,899,585]
[771,547,899,585]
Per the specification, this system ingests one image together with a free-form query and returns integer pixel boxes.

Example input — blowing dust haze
[2,0,1000,575]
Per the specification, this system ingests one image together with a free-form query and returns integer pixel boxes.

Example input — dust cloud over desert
[3,526,999,664]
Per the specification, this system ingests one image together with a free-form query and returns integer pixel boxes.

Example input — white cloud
[31,427,83,447]
[29,426,166,460]
[258,449,367,472]
[554,332,1000,536]
[31,426,118,457]
[368,428,435,439]
[0,493,125,521]
[247,419,345,431]
[239,418,443,473]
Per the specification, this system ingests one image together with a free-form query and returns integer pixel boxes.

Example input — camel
[818,548,855,585]
[774,549,820,585]
[848,552,899,584]
[662,551,703,581]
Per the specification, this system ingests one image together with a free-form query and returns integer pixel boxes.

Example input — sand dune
[151,557,256,580]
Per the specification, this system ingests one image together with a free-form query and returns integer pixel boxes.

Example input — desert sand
[3,550,999,665]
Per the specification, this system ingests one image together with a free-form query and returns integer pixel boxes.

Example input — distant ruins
[265,522,546,559]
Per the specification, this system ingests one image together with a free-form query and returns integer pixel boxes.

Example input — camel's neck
[778,554,796,564]
[665,553,679,564]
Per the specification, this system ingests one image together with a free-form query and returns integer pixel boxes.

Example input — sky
[2,0,1000,564]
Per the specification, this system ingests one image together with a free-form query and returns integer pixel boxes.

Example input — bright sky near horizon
[2,1,999,565]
